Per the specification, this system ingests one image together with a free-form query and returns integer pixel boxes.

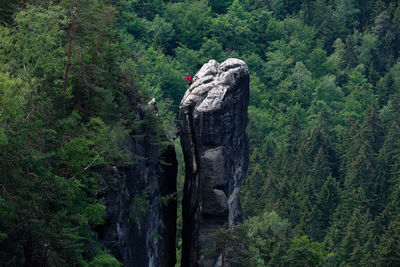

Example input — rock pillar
[180,59,249,267]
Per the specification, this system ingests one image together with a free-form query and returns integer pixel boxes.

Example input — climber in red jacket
[186,73,193,86]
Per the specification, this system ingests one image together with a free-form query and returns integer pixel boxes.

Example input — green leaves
[85,200,107,226]
[62,137,100,174]
[284,236,326,267]
[164,0,211,50]
[89,252,122,267]
[0,68,27,145]
[147,15,175,52]
[6,4,67,82]
[62,116,133,176]
[206,212,328,266]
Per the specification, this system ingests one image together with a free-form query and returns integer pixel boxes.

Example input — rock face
[97,106,177,267]
[180,59,249,267]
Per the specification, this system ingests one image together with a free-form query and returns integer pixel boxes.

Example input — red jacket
[186,74,193,83]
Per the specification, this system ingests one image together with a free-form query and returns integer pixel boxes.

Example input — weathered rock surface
[97,104,177,267]
[180,58,249,267]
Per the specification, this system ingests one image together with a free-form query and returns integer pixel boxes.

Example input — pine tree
[361,102,384,154]
[360,223,379,267]
[338,116,360,180]
[311,175,339,241]
[377,220,400,266]
[339,209,366,265]
[286,112,302,156]
[377,122,400,205]
[345,140,379,215]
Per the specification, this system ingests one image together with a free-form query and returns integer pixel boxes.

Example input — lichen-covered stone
[180,58,249,267]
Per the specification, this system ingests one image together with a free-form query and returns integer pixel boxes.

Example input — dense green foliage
[0,0,157,265]
[2,0,400,266]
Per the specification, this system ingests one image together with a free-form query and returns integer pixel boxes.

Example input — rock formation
[148,98,159,117]
[97,103,177,267]
[180,58,249,267]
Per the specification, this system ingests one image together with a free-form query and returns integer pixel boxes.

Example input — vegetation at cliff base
[1,0,400,266]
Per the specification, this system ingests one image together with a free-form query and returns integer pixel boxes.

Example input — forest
[1,0,400,266]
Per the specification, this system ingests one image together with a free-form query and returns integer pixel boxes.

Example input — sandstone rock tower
[180,59,249,267]
[98,101,177,267]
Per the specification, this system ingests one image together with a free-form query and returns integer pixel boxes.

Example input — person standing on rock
[186,73,193,86]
